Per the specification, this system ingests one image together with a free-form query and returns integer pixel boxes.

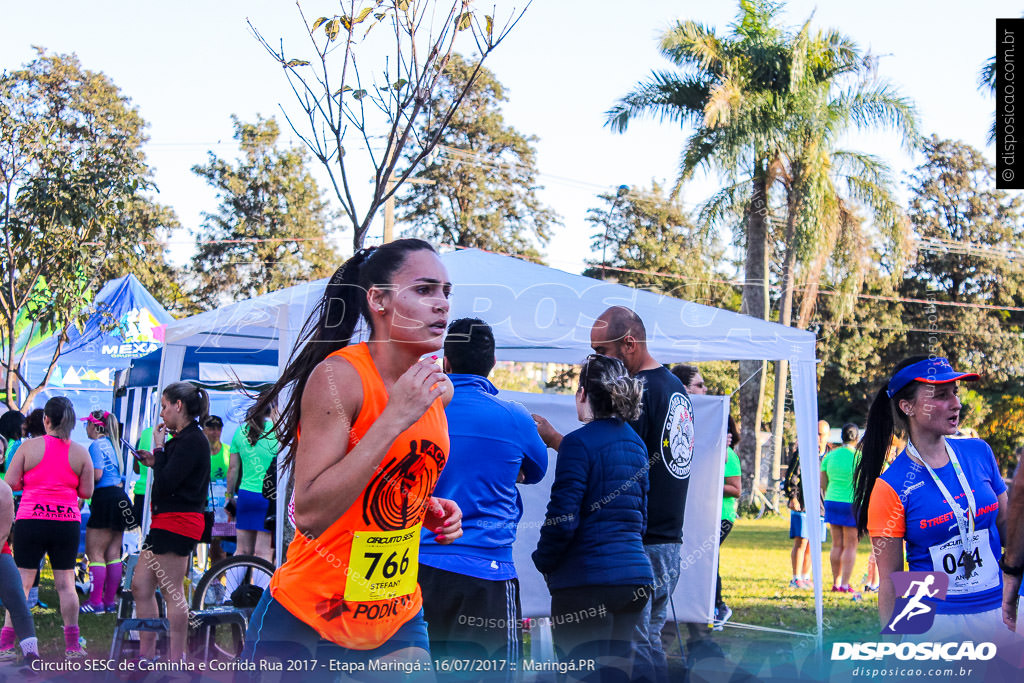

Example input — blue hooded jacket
[532,418,653,590]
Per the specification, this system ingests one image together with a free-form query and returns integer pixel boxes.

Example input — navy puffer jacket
[532,418,653,590]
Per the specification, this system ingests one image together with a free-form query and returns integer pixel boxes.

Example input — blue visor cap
[886,357,980,398]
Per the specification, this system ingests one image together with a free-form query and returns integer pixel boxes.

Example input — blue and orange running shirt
[867,438,1006,614]
[269,343,449,650]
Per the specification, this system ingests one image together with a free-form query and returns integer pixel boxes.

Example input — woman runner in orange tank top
[240,239,462,678]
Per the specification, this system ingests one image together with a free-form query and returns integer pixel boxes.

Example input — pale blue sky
[1,1,1016,274]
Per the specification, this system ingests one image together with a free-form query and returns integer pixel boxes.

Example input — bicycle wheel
[190,555,275,611]
[753,489,769,519]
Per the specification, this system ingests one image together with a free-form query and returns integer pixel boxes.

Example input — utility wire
[592,263,1024,313]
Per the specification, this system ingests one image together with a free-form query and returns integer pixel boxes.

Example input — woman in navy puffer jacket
[533,354,653,682]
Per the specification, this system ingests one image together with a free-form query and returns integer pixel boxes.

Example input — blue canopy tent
[20,274,173,447]
[115,346,280,449]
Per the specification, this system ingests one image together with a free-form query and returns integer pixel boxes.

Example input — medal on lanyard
[907,439,978,578]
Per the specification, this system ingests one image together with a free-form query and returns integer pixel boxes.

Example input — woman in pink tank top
[3,397,93,659]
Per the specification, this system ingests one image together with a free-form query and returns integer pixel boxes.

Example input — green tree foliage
[190,116,341,308]
[816,271,908,422]
[979,55,997,145]
[397,54,557,262]
[901,136,1024,379]
[0,50,156,409]
[817,138,1024,467]
[95,197,195,317]
[581,182,735,308]
[981,393,1024,474]
[606,0,916,491]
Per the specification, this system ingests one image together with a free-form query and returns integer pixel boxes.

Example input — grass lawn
[18,574,119,660]
[652,516,884,682]
[718,515,879,638]
[21,517,882,664]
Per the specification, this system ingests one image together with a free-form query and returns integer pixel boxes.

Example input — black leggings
[715,519,734,608]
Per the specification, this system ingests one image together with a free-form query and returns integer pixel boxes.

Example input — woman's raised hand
[153,422,168,449]
[384,358,447,431]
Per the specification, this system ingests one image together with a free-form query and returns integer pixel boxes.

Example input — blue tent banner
[20,274,174,446]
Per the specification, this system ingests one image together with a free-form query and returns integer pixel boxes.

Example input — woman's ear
[897,398,914,417]
[367,286,389,316]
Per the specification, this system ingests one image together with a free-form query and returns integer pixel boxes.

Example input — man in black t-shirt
[591,306,694,683]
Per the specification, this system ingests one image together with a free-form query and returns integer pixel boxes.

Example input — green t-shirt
[230,421,278,493]
[2,439,20,479]
[210,442,230,483]
[722,447,741,522]
[821,444,860,503]
[133,427,153,494]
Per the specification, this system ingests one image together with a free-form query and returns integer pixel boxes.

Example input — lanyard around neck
[906,438,976,556]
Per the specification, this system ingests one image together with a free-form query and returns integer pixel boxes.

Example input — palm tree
[777,25,915,331]
[606,0,918,492]
[979,55,996,144]
[607,0,795,490]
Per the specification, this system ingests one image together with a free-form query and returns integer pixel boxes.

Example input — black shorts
[13,519,80,570]
[87,486,139,531]
[131,494,147,527]
[419,564,523,661]
[142,528,197,557]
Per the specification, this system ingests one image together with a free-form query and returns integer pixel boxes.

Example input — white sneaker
[712,604,733,631]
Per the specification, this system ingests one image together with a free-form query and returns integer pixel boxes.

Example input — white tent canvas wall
[157,247,825,644]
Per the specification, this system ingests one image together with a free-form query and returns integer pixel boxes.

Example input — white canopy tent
[158,248,825,644]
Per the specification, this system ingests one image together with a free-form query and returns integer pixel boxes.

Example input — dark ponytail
[246,393,274,447]
[727,415,740,447]
[252,239,437,467]
[163,382,210,424]
[853,355,927,536]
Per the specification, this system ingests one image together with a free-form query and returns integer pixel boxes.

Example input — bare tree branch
[249,0,531,250]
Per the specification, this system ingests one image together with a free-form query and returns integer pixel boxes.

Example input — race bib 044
[927,528,998,595]
[345,524,421,602]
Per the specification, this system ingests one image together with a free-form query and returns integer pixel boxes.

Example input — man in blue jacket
[419,317,549,673]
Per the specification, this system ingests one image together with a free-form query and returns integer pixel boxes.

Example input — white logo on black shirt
[662,392,694,480]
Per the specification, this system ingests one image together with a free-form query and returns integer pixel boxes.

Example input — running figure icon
[888,574,939,632]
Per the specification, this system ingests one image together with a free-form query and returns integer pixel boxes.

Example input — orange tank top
[269,343,449,650]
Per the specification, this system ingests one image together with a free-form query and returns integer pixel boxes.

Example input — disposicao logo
[883,570,946,635]
[830,641,996,662]
[831,571,996,663]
